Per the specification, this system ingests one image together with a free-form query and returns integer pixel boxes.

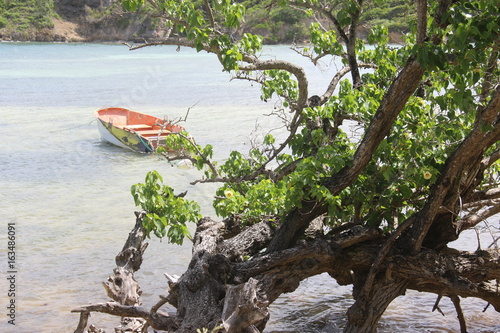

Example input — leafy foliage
[131,170,201,244]
[122,0,500,252]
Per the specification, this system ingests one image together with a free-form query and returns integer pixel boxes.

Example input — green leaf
[131,171,200,243]
[264,134,275,145]
[122,0,143,11]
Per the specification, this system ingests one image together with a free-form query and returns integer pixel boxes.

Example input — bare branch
[218,218,277,261]
[392,248,500,311]
[461,198,500,210]
[456,204,500,231]
[239,58,309,110]
[482,148,500,168]
[74,311,90,333]
[204,0,216,30]
[450,295,468,333]
[356,215,417,303]
[291,42,344,66]
[319,63,378,104]
[123,39,197,51]
[236,226,382,285]
[432,295,446,316]
[468,187,500,203]
[151,295,170,313]
[72,302,178,331]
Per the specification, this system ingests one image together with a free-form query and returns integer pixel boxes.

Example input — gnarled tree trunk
[73,211,500,332]
[345,273,408,333]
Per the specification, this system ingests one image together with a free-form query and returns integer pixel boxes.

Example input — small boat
[95,107,186,153]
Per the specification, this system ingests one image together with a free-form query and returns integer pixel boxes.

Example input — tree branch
[324,57,425,194]
[450,295,468,333]
[479,36,500,105]
[356,215,417,303]
[410,84,500,253]
[239,58,309,110]
[217,218,277,262]
[267,53,426,253]
[234,225,500,312]
[72,302,178,331]
[482,148,500,168]
[319,63,378,104]
[123,39,197,51]
[416,0,428,44]
[346,0,363,87]
[467,187,500,203]
[391,248,500,311]
[455,204,500,232]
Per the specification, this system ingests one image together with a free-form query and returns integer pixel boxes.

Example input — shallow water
[0,42,498,332]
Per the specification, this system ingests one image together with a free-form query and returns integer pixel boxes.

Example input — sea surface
[0,42,498,332]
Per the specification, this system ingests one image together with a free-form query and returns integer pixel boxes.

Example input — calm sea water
[0,42,498,333]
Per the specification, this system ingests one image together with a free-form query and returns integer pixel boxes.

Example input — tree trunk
[167,217,230,332]
[73,215,500,333]
[345,273,408,333]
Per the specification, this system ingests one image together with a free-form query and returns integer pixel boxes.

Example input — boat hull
[96,118,151,152]
[95,107,184,153]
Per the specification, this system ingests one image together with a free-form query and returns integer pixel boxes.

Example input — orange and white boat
[95,107,186,153]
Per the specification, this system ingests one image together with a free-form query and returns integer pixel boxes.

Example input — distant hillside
[240,0,414,44]
[0,0,414,42]
[0,0,162,42]
[0,0,57,40]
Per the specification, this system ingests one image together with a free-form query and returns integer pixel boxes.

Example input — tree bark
[345,274,408,333]
[166,217,231,332]
[72,211,178,332]
[73,214,500,333]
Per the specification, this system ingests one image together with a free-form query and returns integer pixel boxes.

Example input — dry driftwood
[72,211,167,333]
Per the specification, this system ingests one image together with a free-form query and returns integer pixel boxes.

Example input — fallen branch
[73,212,152,332]
[72,302,178,331]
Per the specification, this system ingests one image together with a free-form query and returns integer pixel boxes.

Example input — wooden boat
[95,107,186,153]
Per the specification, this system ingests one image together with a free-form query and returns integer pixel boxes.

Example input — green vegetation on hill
[0,0,57,31]
[0,0,415,42]
[240,0,310,43]
[361,0,416,35]
[242,0,416,43]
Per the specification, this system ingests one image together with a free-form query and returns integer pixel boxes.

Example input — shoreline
[0,35,405,46]
[0,20,405,45]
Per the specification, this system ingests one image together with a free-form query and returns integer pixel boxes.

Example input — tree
[73,0,500,332]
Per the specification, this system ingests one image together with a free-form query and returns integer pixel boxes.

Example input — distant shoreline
[0,18,405,45]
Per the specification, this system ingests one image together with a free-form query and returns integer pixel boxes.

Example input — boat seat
[135,130,172,135]
[124,124,152,130]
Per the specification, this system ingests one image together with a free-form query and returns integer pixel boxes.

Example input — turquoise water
[0,42,498,332]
